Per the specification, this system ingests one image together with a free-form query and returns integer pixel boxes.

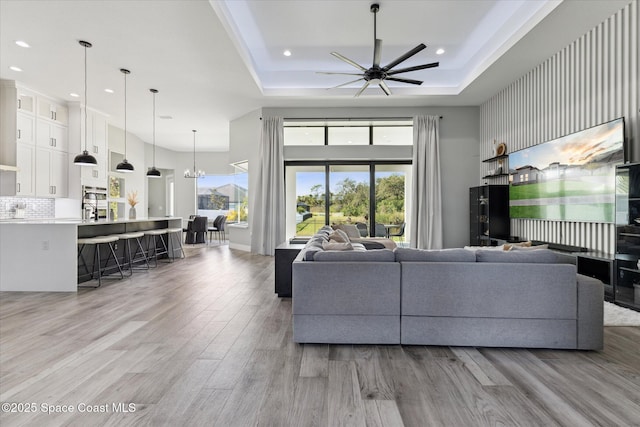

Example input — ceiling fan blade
[331,52,368,72]
[386,62,439,76]
[354,81,371,97]
[386,76,423,85]
[383,43,426,70]
[373,39,382,67]
[328,78,365,90]
[317,72,365,76]
[379,80,392,96]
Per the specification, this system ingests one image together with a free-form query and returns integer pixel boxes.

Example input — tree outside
[295,173,405,237]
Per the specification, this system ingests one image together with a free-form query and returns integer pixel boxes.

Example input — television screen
[508,118,624,222]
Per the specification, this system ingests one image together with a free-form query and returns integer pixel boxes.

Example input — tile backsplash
[0,197,55,219]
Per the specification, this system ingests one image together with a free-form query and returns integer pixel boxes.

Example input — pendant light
[146,88,161,178]
[184,130,204,178]
[73,40,98,166]
[116,68,134,172]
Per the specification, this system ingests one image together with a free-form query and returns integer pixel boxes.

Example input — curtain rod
[259,116,443,121]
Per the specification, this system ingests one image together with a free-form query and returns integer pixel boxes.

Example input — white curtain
[253,116,285,255]
[410,115,443,249]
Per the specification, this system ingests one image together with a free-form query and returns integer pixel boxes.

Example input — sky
[509,119,624,170]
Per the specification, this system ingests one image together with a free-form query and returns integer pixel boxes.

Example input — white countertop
[0,217,182,225]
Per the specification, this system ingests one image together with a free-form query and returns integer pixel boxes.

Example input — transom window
[283,119,413,146]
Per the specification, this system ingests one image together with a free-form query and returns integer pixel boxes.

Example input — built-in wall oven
[82,186,108,220]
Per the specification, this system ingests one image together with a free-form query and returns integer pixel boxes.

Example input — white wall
[229,109,262,251]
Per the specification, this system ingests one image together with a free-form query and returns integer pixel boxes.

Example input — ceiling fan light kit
[322,3,439,97]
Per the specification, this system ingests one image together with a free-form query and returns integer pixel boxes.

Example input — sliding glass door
[286,165,326,237]
[329,164,369,229]
[285,162,410,243]
[374,164,411,241]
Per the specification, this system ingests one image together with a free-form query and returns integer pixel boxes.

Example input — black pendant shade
[74,40,98,166]
[147,166,161,178]
[116,68,134,173]
[116,158,134,172]
[146,88,161,178]
[74,150,98,166]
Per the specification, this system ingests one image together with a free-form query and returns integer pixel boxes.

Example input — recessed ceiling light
[104,88,114,93]
[70,93,79,97]
[436,48,445,55]
[283,50,292,57]
[9,66,22,72]
[15,40,30,48]
[347,140,353,144]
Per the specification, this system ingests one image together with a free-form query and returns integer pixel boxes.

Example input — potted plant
[127,190,138,219]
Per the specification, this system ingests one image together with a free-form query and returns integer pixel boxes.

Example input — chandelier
[184,129,204,178]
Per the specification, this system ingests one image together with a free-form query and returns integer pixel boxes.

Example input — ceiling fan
[320,3,439,97]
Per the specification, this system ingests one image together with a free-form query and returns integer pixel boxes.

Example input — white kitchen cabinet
[1,82,70,197]
[35,148,68,198]
[17,90,35,114]
[36,120,68,152]
[16,144,35,196]
[16,112,34,145]
[38,97,68,125]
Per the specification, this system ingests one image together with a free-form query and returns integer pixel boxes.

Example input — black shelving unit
[482,154,509,181]
[469,185,510,246]
[482,154,508,163]
[614,163,640,311]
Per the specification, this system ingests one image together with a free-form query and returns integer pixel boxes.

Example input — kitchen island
[0,217,182,292]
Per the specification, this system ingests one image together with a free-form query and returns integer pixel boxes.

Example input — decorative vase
[129,207,136,219]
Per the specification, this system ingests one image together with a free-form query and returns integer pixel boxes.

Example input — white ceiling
[0,0,631,152]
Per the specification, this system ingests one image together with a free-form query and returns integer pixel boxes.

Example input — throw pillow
[503,241,533,250]
[333,224,362,239]
[511,244,549,251]
[322,241,354,251]
[328,230,349,243]
[463,245,507,252]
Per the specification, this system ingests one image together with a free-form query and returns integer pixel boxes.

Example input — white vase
[129,207,136,219]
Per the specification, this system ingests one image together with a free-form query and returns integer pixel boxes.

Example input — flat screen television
[508,117,624,223]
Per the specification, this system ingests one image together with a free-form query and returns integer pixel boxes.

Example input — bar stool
[144,229,169,267]
[77,235,124,287]
[166,227,186,261]
[115,231,150,276]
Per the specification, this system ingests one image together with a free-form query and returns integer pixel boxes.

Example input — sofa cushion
[476,248,559,264]
[314,249,395,262]
[394,248,476,263]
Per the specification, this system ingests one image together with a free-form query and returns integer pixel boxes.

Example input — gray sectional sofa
[292,227,604,350]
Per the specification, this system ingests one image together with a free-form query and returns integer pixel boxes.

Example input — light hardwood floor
[1,245,640,427]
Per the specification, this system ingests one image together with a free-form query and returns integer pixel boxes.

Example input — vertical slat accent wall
[479,0,639,254]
